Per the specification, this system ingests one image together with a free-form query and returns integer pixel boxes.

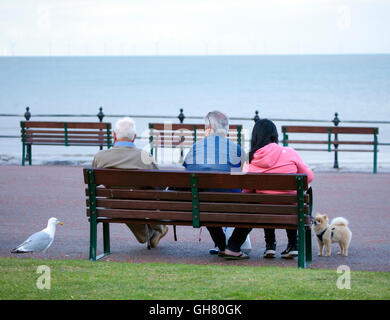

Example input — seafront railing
[0,106,389,169]
[1,106,389,126]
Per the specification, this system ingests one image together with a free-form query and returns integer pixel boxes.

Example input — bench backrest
[282,125,378,135]
[281,125,379,150]
[148,123,243,161]
[21,121,112,148]
[84,168,311,229]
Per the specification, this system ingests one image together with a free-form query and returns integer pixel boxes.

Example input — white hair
[114,117,136,140]
[205,111,229,136]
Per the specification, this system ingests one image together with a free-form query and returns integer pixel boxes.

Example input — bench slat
[26,134,109,139]
[152,132,239,137]
[332,127,378,134]
[85,169,308,190]
[89,188,309,203]
[25,142,109,147]
[286,140,374,145]
[87,208,309,225]
[149,123,242,130]
[24,129,110,135]
[93,218,310,230]
[294,148,375,152]
[25,139,109,144]
[282,125,378,134]
[90,198,309,214]
[22,121,111,129]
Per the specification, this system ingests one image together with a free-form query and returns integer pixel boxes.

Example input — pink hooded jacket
[242,143,314,194]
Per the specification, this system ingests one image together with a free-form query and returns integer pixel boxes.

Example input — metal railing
[1,106,389,169]
[1,106,389,126]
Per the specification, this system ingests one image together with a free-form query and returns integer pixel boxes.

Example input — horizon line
[1,52,390,58]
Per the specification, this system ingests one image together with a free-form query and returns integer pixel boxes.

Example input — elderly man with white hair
[183,111,251,260]
[92,117,168,248]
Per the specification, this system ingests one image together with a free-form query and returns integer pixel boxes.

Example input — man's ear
[204,127,211,137]
[131,133,137,142]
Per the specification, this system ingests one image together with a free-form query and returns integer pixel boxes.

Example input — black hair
[249,119,279,163]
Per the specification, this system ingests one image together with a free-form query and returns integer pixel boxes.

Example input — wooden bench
[281,125,379,173]
[83,168,313,268]
[148,123,243,162]
[20,121,112,165]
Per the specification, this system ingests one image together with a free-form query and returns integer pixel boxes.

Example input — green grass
[0,257,389,300]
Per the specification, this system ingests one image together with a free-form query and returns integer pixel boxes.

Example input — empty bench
[282,125,379,173]
[84,168,313,268]
[149,123,243,162]
[20,121,112,165]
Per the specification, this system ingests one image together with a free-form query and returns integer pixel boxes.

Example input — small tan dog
[313,213,352,257]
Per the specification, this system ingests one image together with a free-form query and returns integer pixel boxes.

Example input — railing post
[97,107,104,150]
[332,112,340,168]
[97,106,104,122]
[178,109,185,162]
[253,110,260,122]
[24,107,31,164]
[178,108,185,124]
[24,106,31,121]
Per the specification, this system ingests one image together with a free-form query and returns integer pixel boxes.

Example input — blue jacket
[183,134,246,192]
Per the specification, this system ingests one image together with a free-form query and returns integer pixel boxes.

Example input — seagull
[10,217,63,254]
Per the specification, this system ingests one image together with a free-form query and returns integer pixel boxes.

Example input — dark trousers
[264,228,297,246]
[207,227,252,252]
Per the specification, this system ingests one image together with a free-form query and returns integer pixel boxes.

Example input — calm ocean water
[0,55,389,171]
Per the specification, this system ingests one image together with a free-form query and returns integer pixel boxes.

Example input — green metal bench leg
[22,143,25,166]
[28,145,32,165]
[103,222,110,254]
[90,220,112,261]
[305,228,312,265]
[87,169,110,261]
[96,222,111,260]
[296,176,306,268]
[89,215,97,261]
[298,226,306,269]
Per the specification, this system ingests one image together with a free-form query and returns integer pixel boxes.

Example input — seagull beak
[58,221,63,226]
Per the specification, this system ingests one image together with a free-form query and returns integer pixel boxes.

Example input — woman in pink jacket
[243,119,314,259]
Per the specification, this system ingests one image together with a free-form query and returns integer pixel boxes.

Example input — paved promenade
[0,166,389,271]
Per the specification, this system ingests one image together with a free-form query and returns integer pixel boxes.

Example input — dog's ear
[323,214,328,220]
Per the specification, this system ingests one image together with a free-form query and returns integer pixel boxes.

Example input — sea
[0,54,389,172]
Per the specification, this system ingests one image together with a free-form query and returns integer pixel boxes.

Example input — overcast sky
[0,0,389,56]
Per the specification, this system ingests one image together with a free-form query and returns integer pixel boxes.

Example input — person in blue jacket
[183,111,251,260]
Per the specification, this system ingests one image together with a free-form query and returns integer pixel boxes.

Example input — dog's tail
[330,217,349,227]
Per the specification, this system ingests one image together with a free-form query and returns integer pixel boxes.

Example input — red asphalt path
[0,166,389,271]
